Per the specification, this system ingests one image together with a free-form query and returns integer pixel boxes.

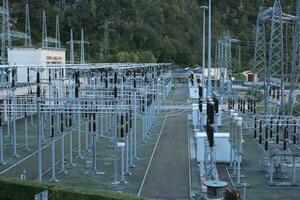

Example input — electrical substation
[0,0,300,200]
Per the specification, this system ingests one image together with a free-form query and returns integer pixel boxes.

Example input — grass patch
[0,177,142,200]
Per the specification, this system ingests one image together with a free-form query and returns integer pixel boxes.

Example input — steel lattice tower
[253,0,289,116]
[1,0,11,64]
[288,0,300,116]
[267,0,284,115]
[216,34,238,96]
[25,4,31,47]
[253,8,267,99]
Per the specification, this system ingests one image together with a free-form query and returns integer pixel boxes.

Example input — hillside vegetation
[7,0,299,69]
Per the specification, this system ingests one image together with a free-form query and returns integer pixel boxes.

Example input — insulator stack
[199,86,203,99]
[237,117,243,152]
[60,113,64,133]
[207,100,215,125]
[206,99,215,148]
[120,114,124,138]
[49,69,51,82]
[0,111,2,127]
[259,120,262,134]
[207,124,214,147]
[265,125,268,139]
[283,140,287,151]
[69,109,72,127]
[129,110,132,129]
[265,140,268,151]
[276,134,279,144]
[37,71,41,98]
[51,114,54,138]
[213,97,219,114]
[114,87,117,99]
[93,113,96,132]
[259,134,262,144]
[254,117,257,139]
[11,69,15,88]
[125,112,129,134]
[27,68,30,83]
[272,85,276,99]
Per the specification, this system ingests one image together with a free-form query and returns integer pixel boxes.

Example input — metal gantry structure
[215,34,239,96]
[288,0,300,116]
[42,10,61,48]
[0,0,30,64]
[0,62,172,185]
[251,0,300,186]
[67,28,89,64]
[253,0,295,116]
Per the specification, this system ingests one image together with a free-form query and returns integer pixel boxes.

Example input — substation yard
[0,85,192,199]
[2,83,300,200]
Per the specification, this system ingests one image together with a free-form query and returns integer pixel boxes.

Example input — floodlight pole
[207,0,212,97]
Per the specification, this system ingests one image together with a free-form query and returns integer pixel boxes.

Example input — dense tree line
[6,0,299,70]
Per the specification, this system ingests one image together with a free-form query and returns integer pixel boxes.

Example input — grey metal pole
[41,113,45,142]
[12,93,18,157]
[112,101,119,186]
[24,114,29,151]
[269,156,273,185]
[0,127,6,165]
[292,156,296,184]
[85,119,89,151]
[201,6,207,88]
[36,71,42,183]
[59,112,67,174]
[92,123,105,175]
[112,72,120,186]
[49,138,58,183]
[207,0,212,97]
[68,110,75,167]
[77,107,83,159]
[100,112,104,137]
[133,92,138,160]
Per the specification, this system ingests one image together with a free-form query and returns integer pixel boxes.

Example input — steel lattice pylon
[253,8,267,97]
[267,0,284,115]
[215,34,239,96]
[252,0,291,116]
[288,0,300,116]
[0,1,34,63]
[1,0,11,64]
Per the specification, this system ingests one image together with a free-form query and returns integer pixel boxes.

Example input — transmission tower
[25,4,32,47]
[66,29,89,64]
[267,0,284,115]
[288,0,300,116]
[252,0,293,116]
[1,0,11,64]
[253,8,267,99]
[215,34,239,95]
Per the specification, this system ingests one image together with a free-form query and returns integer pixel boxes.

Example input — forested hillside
[7,0,299,70]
